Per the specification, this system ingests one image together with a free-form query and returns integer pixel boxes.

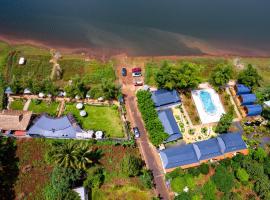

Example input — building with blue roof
[5,87,13,95]
[239,94,257,105]
[159,132,248,172]
[158,109,182,143]
[27,114,83,138]
[244,104,263,117]
[151,89,181,109]
[234,84,251,95]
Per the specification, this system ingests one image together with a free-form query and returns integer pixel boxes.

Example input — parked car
[121,68,127,76]
[133,127,140,138]
[132,67,141,73]
[132,72,142,77]
[134,78,143,86]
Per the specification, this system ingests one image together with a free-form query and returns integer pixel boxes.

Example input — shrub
[202,180,217,200]
[120,154,142,177]
[198,163,209,175]
[211,165,234,193]
[136,90,168,146]
[83,167,105,189]
[235,168,249,185]
[171,174,195,193]
[139,169,154,189]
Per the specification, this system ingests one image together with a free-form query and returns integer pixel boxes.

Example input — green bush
[83,167,105,189]
[202,180,217,200]
[136,90,168,146]
[139,169,154,189]
[171,174,195,193]
[211,165,234,193]
[198,163,209,175]
[120,154,142,177]
[236,168,249,185]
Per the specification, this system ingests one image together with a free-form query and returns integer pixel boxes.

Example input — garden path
[23,99,31,111]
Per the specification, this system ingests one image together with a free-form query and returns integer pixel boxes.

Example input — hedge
[136,90,168,146]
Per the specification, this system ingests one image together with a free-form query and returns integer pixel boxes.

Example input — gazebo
[76,103,83,110]
[80,110,87,117]
[24,88,31,94]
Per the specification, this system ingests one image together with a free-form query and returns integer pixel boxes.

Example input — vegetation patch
[28,100,59,116]
[64,104,124,138]
[9,99,25,110]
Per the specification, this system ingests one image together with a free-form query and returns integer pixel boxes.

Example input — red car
[132,67,141,73]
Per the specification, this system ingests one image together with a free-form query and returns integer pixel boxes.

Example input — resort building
[151,89,181,110]
[234,84,251,95]
[239,94,257,105]
[244,104,263,117]
[0,110,32,136]
[27,114,83,138]
[158,109,182,143]
[159,132,248,173]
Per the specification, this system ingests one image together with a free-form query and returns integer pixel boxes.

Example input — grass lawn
[9,99,25,110]
[64,104,124,138]
[28,100,59,116]
[181,93,200,125]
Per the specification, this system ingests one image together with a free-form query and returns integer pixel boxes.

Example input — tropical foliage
[215,113,233,133]
[210,65,233,87]
[155,62,201,90]
[136,90,168,146]
[238,64,262,88]
[121,154,143,177]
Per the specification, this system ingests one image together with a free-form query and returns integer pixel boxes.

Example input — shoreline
[1,34,270,59]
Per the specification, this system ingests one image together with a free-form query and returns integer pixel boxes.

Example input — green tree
[238,64,262,88]
[83,167,104,189]
[215,113,233,133]
[50,142,93,169]
[121,154,142,177]
[212,166,234,193]
[236,168,249,185]
[171,174,195,193]
[140,169,154,189]
[253,147,267,163]
[210,65,233,87]
[202,180,217,200]
[254,175,270,199]
[101,80,119,99]
[198,163,209,175]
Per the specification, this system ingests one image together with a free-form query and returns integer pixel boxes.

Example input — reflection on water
[0,0,270,56]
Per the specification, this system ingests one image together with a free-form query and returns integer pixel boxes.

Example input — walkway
[57,100,65,117]
[23,99,31,111]
[115,56,171,200]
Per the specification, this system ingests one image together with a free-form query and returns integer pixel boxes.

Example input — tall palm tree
[51,142,94,170]
[51,142,78,168]
[75,143,93,170]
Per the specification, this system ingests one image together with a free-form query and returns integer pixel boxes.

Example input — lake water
[0,0,270,56]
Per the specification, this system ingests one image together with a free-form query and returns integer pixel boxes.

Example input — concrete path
[23,99,31,111]
[225,87,242,120]
[57,100,65,117]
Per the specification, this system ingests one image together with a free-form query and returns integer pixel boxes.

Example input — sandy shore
[1,33,269,59]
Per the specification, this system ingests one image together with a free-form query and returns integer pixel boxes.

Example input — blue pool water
[199,91,217,115]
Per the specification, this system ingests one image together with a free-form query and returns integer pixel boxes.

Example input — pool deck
[192,88,225,124]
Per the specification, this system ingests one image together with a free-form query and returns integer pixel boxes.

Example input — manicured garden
[64,104,124,138]
[28,100,59,116]
[9,99,25,110]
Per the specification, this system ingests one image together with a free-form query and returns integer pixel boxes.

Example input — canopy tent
[5,87,13,95]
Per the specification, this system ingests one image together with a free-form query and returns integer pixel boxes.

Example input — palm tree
[51,142,78,168]
[50,142,94,170]
[75,143,93,170]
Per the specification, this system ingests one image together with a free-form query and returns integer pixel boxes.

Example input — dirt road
[115,56,171,200]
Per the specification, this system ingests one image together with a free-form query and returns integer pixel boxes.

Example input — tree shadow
[0,137,19,200]
[90,149,103,166]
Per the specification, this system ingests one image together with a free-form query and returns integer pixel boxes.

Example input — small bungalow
[27,114,83,138]
[244,104,263,117]
[234,84,251,95]
[239,94,257,105]
[151,89,181,110]
[0,110,32,136]
[5,87,13,95]
[159,132,248,172]
[158,109,182,143]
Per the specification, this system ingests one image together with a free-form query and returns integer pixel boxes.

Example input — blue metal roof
[27,114,82,138]
[194,138,223,160]
[160,132,247,169]
[240,94,257,105]
[151,89,181,107]
[245,104,263,116]
[160,144,199,169]
[236,84,251,95]
[219,132,247,153]
[158,109,182,142]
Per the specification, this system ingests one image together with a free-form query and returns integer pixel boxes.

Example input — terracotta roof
[0,110,32,131]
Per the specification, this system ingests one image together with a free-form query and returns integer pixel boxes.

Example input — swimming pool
[199,90,217,115]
